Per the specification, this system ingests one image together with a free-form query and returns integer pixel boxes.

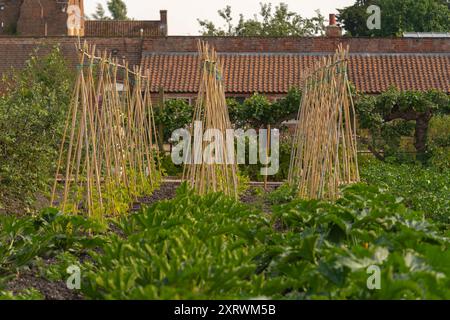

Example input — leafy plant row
[82,183,450,300]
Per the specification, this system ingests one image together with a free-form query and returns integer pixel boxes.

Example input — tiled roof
[85,21,164,37]
[141,53,450,94]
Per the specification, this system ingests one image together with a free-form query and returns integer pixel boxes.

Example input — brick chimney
[325,13,342,37]
[160,10,167,36]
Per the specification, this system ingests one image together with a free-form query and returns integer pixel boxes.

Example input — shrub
[154,99,193,143]
[241,93,273,128]
[239,136,291,182]
[160,154,183,177]
[232,88,301,129]
[0,46,73,213]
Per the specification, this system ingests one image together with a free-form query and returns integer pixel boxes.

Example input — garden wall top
[0,36,449,95]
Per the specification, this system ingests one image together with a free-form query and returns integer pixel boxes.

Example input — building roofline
[142,51,450,57]
[1,35,450,40]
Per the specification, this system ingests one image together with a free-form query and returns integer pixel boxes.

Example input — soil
[5,259,83,300]
[133,181,278,212]
[132,180,181,211]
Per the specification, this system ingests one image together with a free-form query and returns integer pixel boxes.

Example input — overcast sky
[85,0,356,35]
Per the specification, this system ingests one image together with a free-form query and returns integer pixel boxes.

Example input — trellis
[51,41,161,218]
[288,45,359,200]
[183,41,239,198]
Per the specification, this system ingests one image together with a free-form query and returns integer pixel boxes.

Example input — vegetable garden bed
[1,160,449,300]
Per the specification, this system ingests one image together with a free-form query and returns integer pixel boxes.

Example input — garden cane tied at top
[51,41,162,219]
[289,44,360,200]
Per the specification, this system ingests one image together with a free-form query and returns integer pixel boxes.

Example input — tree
[337,0,450,37]
[92,3,109,20]
[355,87,450,162]
[107,0,128,20]
[198,3,326,36]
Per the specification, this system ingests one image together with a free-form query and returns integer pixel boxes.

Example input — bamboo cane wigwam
[183,41,239,198]
[51,41,162,219]
[288,45,359,200]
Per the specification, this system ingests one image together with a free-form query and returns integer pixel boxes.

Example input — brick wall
[142,36,450,53]
[0,0,84,36]
[0,0,23,35]
[17,0,85,36]
[0,37,143,82]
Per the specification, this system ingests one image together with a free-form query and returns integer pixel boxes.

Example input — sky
[84,0,356,35]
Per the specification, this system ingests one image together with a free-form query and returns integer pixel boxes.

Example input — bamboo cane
[288,45,359,200]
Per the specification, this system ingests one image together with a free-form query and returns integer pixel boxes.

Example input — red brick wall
[0,37,143,82]
[0,0,23,35]
[7,0,84,36]
[18,0,63,36]
[142,36,450,53]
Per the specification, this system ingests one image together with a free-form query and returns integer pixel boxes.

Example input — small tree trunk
[414,112,432,159]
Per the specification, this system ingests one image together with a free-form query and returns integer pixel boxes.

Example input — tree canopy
[355,87,450,162]
[91,0,129,20]
[107,0,128,20]
[92,3,109,20]
[198,3,326,36]
[338,0,450,37]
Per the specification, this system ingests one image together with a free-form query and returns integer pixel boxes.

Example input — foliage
[267,183,298,205]
[35,252,80,282]
[429,146,450,170]
[154,99,193,143]
[91,3,109,20]
[228,89,301,182]
[0,288,44,300]
[355,87,450,161]
[338,0,450,37]
[107,0,128,20]
[0,208,105,274]
[91,0,128,20]
[427,115,450,170]
[0,47,73,213]
[1,178,449,300]
[160,154,183,178]
[80,183,450,299]
[82,184,271,299]
[360,157,450,226]
[226,98,243,127]
[240,94,273,128]
[199,3,326,36]
[231,88,301,128]
[239,136,292,182]
[271,87,302,124]
[268,184,450,299]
